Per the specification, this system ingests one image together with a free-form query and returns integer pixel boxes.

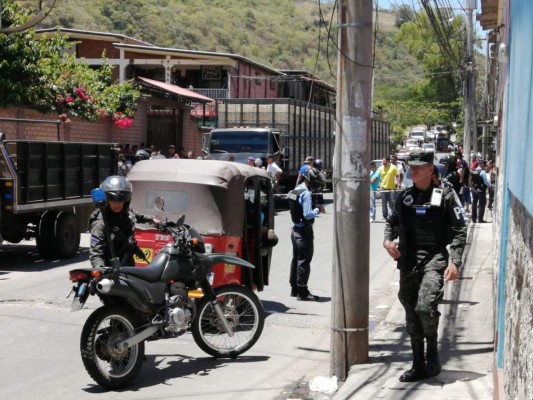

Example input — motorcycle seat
[120,252,168,282]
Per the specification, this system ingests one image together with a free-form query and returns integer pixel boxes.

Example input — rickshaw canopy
[128,159,272,236]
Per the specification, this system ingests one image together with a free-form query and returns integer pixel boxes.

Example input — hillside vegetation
[40,1,420,89]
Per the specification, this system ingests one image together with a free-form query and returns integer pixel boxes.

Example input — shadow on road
[0,243,89,272]
[82,354,270,393]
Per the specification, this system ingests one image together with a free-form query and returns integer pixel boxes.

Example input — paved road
[0,194,399,399]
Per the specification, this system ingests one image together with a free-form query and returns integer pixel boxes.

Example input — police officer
[89,176,159,268]
[288,168,321,301]
[383,151,466,382]
[440,155,463,201]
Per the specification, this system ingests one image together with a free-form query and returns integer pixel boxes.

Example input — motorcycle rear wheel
[192,284,265,358]
[80,306,145,389]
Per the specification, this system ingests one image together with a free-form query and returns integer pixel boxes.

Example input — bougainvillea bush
[0,1,139,128]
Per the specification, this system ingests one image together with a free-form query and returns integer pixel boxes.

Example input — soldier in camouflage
[383,151,467,382]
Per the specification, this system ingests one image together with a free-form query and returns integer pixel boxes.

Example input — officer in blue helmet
[383,150,466,382]
[287,168,321,301]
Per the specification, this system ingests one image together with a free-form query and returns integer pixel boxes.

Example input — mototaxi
[127,159,277,294]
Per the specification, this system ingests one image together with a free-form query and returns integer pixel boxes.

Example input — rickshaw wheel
[192,284,264,358]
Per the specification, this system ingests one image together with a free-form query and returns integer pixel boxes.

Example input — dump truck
[0,130,117,259]
[203,98,390,191]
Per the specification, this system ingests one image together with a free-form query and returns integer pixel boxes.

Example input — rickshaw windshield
[144,189,188,214]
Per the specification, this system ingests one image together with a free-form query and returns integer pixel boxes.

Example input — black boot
[426,337,441,377]
[399,339,427,382]
[290,286,297,297]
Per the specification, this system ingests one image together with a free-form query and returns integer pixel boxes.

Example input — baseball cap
[304,156,314,163]
[409,151,433,166]
[266,153,274,159]
[247,156,255,162]
[168,144,176,149]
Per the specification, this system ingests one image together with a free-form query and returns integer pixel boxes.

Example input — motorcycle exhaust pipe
[96,279,144,309]
[96,278,114,294]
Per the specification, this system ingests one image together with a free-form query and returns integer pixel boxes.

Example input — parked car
[422,143,436,153]
[396,147,410,161]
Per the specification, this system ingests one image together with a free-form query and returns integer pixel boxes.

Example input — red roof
[138,77,213,103]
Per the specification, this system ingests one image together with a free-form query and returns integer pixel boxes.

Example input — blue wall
[506,0,533,215]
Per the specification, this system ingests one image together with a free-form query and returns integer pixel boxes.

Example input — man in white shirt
[266,154,282,181]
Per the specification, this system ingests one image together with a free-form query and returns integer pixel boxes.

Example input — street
[0,194,399,400]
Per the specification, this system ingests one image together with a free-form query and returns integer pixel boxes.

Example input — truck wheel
[36,211,57,258]
[53,211,80,259]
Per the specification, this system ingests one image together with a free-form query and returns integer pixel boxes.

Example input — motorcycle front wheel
[192,284,265,358]
[80,306,145,389]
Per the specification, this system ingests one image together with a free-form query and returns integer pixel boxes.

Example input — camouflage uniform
[384,183,466,379]
[88,208,153,268]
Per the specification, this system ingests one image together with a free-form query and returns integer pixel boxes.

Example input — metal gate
[146,112,181,152]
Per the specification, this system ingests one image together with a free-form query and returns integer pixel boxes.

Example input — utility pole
[464,0,477,162]
[331,0,372,380]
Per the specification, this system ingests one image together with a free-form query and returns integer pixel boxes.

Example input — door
[146,112,181,152]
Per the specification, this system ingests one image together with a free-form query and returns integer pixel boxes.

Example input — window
[145,189,188,214]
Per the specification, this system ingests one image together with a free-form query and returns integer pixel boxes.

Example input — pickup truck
[0,132,117,258]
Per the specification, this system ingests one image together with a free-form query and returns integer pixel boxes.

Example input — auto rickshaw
[127,159,276,294]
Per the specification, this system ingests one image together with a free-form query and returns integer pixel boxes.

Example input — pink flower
[113,117,133,129]
[74,87,87,100]
[58,113,70,123]
[66,96,74,103]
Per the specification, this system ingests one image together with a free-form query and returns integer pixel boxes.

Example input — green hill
[39,0,423,95]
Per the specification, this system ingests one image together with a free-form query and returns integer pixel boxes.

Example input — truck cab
[202,128,284,166]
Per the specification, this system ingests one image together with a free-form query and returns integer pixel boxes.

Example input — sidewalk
[333,222,495,400]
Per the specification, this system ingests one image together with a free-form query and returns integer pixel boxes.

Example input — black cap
[266,153,274,158]
[439,155,457,165]
[409,151,433,166]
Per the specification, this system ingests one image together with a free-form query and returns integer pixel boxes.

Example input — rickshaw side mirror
[91,188,107,209]
[176,215,186,227]
[154,196,165,211]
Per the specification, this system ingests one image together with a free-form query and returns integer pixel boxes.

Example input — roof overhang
[476,0,500,30]
[35,28,152,46]
[138,77,213,103]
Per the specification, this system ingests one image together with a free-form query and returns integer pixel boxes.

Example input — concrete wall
[502,197,533,399]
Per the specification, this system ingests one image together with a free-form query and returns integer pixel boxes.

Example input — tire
[53,211,80,258]
[36,211,57,258]
[192,284,265,358]
[80,306,145,389]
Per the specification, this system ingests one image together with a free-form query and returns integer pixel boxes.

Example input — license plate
[71,283,88,312]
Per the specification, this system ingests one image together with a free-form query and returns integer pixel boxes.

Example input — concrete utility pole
[331,0,372,380]
[464,0,477,161]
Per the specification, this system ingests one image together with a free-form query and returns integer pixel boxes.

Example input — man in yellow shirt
[378,156,399,220]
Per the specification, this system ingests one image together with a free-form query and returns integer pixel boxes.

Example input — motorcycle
[68,189,265,389]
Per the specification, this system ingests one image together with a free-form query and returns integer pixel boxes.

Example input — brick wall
[0,106,145,146]
[181,116,208,158]
[229,63,279,99]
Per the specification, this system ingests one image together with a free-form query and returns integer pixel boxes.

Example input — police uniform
[89,208,153,268]
[384,151,467,381]
[288,178,320,300]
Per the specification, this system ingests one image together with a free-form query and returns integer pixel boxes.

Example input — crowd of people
[115,143,200,177]
[371,150,496,225]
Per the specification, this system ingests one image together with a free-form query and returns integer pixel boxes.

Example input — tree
[0,1,139,128]
[394,4,416,28]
